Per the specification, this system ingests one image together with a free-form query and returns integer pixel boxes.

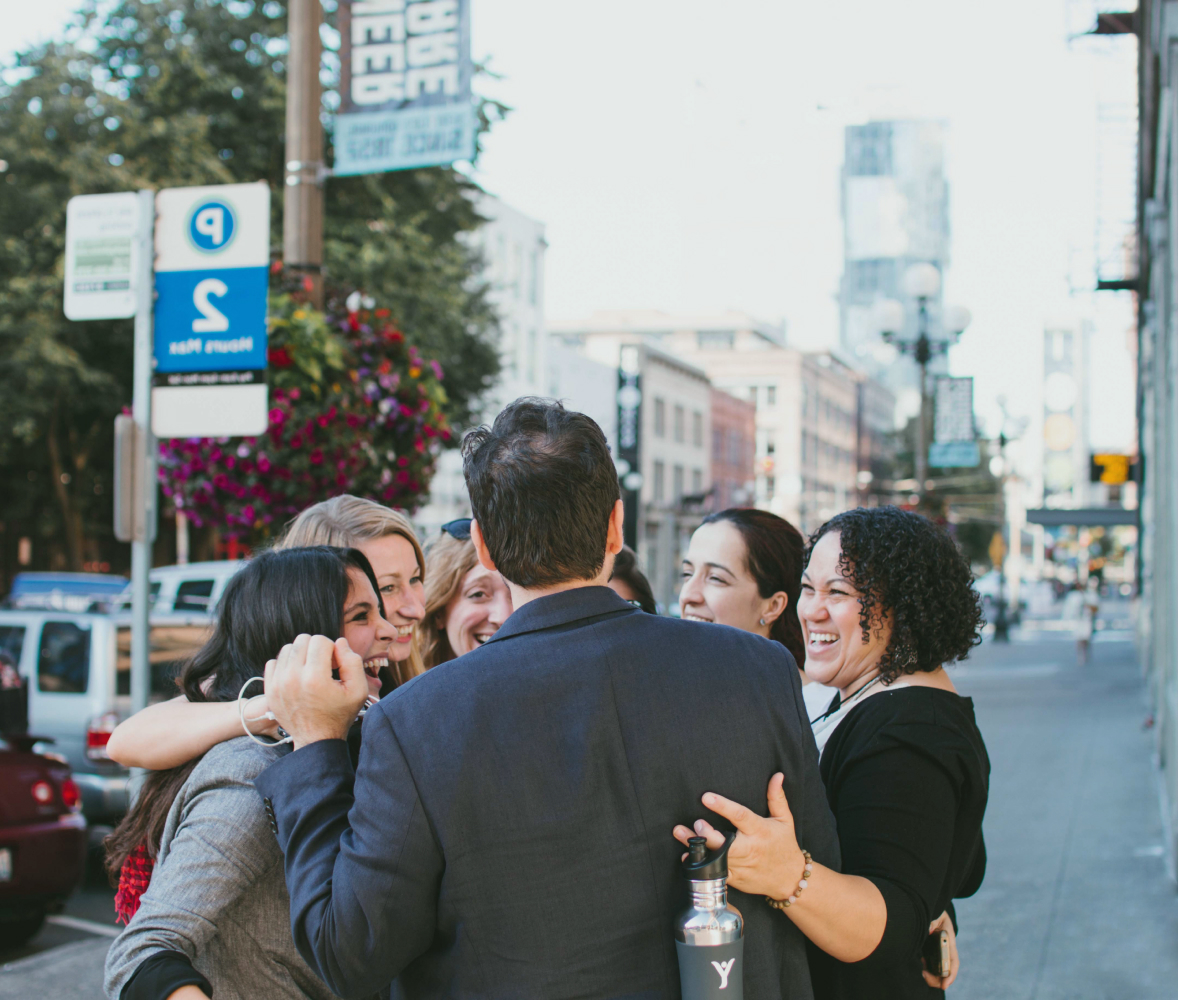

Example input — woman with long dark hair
[104,546,392,1000]
[106,496,426,770]
[679,507,837,717]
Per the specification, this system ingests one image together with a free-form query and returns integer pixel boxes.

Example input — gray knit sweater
[104,737,344,1000]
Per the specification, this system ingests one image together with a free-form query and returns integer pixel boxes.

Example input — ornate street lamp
[876,264,971,498]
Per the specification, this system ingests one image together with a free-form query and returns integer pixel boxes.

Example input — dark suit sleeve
[255,705,443,998]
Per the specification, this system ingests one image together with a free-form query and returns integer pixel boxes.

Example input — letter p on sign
[195,207,224,246]
[187,199,236,253]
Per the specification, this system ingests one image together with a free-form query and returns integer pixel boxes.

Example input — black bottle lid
[681,831,736,881]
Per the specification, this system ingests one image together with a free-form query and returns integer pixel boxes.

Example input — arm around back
[256,701,443,998]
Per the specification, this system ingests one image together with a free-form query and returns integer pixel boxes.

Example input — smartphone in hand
[922,929,950,979]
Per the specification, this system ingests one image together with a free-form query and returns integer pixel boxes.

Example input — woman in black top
[675,506,989,998]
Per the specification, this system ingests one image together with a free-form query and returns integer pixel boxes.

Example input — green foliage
[0,0,500,570]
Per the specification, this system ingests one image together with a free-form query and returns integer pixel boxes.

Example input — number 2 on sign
[192,277,229,333]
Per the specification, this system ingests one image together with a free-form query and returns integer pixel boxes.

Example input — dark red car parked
[1,658,87,947]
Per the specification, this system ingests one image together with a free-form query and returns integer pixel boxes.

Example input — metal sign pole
[130,189,157,714]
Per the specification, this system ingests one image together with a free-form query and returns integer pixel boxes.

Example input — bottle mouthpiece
[681,831,737,882]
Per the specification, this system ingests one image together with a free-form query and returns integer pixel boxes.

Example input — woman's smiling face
[796,531,891,692]
[340,567,396,699]
[441,564,512,658]
[354,534,425,666]
[679,520,774,637]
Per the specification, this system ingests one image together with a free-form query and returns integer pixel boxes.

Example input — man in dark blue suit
[260,397,839,999]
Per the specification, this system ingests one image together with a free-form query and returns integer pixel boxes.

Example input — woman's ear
[760,591,789,627]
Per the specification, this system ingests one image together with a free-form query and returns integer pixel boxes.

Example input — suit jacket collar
[486,585,635,644]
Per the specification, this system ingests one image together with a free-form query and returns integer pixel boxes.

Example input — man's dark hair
[807,506,983,683]
[463,398,621,588]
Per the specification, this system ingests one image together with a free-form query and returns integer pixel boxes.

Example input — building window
[653,461,665,503]
[748,385,758,407]
[673,465,684,502]
[766,385,776,407]
[692,411,703,448]
[692,468,702,493]
[674,405,685,443]
[654,398,666,437]
[698,330,735,349]
[764,476,776,499]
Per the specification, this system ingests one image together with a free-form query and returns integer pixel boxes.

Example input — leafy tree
[0,0,501,572]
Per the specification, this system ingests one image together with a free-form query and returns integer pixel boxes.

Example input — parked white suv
[0,569,241,826]
[112,561,244,615]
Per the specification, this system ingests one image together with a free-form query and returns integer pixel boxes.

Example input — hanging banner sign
[63,192,141,320]
[152,182,270,438]
[334,0,477,176]
[930,376,979,468]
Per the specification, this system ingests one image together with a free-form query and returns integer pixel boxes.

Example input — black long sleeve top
[809,687,990,1000]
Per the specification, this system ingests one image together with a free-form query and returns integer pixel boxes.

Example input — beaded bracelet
[765,849,813,910]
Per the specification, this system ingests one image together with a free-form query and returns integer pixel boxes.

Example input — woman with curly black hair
[675,506,990,999]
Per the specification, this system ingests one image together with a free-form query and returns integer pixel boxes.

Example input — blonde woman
[419,519,512,667]
[106,497,426,770]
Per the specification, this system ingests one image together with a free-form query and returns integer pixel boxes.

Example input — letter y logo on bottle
[711,958,736,990]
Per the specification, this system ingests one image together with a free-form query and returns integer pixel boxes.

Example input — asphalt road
[2,615,1174,998]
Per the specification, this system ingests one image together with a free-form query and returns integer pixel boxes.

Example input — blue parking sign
[154,267,268,373]
[152,182,271,438]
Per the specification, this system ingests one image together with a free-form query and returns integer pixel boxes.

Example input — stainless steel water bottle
[675,833,744,1000]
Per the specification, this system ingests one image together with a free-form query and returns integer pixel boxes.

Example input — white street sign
[63,192,141,320]
[151,182,271,439]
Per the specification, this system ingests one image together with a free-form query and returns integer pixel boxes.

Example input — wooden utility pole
[284,0,325,308]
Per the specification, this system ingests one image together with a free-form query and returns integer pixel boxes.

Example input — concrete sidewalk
[952,631,1178,999]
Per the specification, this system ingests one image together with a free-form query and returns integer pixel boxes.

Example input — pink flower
[310,448,324,465]
[257,455,271,473]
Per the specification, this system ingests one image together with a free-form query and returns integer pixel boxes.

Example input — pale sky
[8,0,1139,467]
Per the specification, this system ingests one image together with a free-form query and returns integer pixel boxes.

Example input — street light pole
[877,264,969,505]
[284,0,325,308]
[914,296,931,495]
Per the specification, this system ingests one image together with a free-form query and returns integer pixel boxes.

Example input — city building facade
[1135,1,1178,878]
[551,310,888,540]
[840,120,951,408]
[416,194,549,534]
[710,388,756,511]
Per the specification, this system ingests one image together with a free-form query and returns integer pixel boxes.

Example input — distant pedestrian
[676,506,990,998]
[1075,577,1100,664]
[608,544,658,614]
